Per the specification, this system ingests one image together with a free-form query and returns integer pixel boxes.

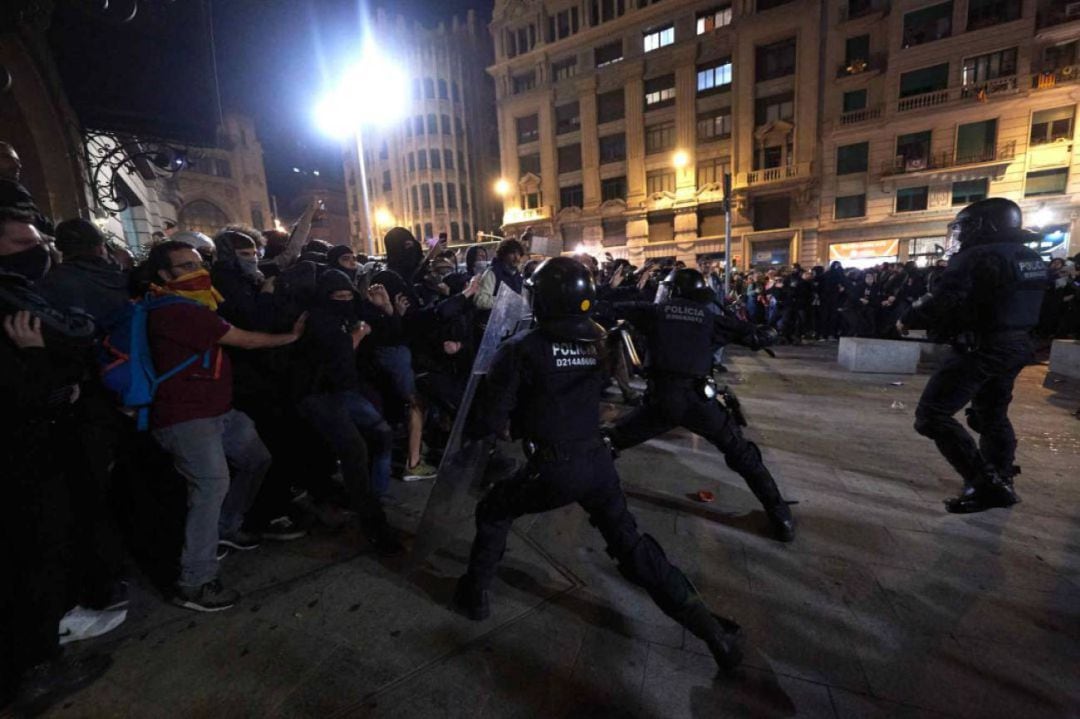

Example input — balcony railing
[836,54,887,78]
[839,0,890,21]
[960,75,1020,99]
[897,76,1019,111]
[897,88,949,112]
[881,141,1016,176]
[1031,65,1080,89]
[503,205,551,225]
[839,105,883,125]
[741,161,812,186]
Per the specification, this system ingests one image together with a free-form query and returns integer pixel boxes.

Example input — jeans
[300,391,393,507]
[153,410,271,588]
[373,345,417,400]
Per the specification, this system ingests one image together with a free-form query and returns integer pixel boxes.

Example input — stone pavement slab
[47,343,1080,719]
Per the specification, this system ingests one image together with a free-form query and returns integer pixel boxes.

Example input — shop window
[1025,168,1068,196]
[902,1,952,48]
[835,194,866,219]
[896,186,929,212]
[837,142,869,174]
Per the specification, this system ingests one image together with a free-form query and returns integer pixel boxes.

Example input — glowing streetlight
[672,150,689,169]
[493,178,511,197]
[374,207,394,228]
[314,44,408,255]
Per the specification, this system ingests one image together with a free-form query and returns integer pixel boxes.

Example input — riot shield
[410,287,531,568]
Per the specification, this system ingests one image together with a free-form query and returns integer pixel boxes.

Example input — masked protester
[326,245,359,285]
[38,219,129,324]
[211,225,276,331]
[899,198,1048,514]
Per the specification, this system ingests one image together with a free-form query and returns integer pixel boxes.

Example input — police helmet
[525,256,606,341]
[655,268,714,304]
[945,198,1023,253]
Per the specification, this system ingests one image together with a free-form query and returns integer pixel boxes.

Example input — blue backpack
[100,295,212,430]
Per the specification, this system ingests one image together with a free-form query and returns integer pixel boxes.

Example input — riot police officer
[898,198,1047,513]
[605,268,795,542]
[452,257,743,673]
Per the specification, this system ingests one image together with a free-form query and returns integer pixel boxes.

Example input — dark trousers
[608,380,782,510]
[466,444,695,617]
[914,338,1032,485]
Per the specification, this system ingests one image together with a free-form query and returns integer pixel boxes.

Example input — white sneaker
[58,605,128,646]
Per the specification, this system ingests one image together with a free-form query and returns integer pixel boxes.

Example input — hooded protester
[326,245,359,285]
[464,244,489,277]
[38,219,129,324]
[211,226,275,332]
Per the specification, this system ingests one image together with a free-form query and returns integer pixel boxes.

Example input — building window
[426,114,437,133]
[597,89,624,123]
[441,114,451,135]
[755,38,797,82]
[430,150,441,170]
[408,154,416,172]
[405,120,413,138]
[464,223,472,240]
[382,170,392,192]
[424,222,433,239]
[560,184,584,209]
[837,142,869,174]
[553,57,578,81]
[1031,106,1075,145]
[599,134,627,163]
[962,48,1017,87]
[432,183,443,209]
[421,184,432,210]
[522,191,541,210]
[412,79,422,100]
[843,89,868,113]
[506,24,537,58]
[834,194,866,219]
[414,116,424,135]
[956,119,997,164]
[558,144,583,173]
[645,121,676,154]
[437,79,448,99]
[967,0,1019,29]
[458,151,465,171]
[590,0,626,26]
[754,92,794,125]
[444,149,454,169]
[902,1,953,48]
[952,179,988,205]
[455,117,464,136]
[519,153,541,177]
[697,5,733,33]
[410,186,419,213]
[556,102,581,135]
[418,152,428,170]
[643,25,675,53]
[595,40,624,68]
[696,157,729,187]
[424,78,435,98]
[450,221,460,241]
[512,71,537,94]
[757,0,795,10]
[548,6,581,41]
[899,63,950,98]
[896,186,929,212]
[447,184,457,209]
[1025,168,1068,196]
[644,74,676,109]
[697,59,733,94]
[516,114,540,144]
[452,82,460,101]
[845,35,870,67]
[896,130,932,169]
[461,184,470,210]
[646,170,676,194]
[413,224,422,240]
[697,108,732,141]
[602,217,626,245]
[601,176,627,201]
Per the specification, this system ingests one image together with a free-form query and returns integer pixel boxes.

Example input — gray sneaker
[403,461,438,482]
[172,579,240,613]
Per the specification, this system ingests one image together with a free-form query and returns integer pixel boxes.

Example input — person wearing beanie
[37,218,128,323]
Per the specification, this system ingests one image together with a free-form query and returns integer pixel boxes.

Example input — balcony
[502,205,551,226]
[1036,1,1080,29]
[1031,65,1080,89]
[897,76,1019,111]
[897,88,949,112]
[840,105,883,125]
[881,141,1016,177]
[736,161,813,190]
[839,0,890,21]
[836,53,887,78]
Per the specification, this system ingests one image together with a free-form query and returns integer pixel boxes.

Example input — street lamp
[314,44,408,256]
[493,178,511,197]
[672,150,689,169]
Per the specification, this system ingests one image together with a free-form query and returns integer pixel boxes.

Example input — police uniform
[606,270,794,541]
[903,198,1048,513]
[453,258,742,672]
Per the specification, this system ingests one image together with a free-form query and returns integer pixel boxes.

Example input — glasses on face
[171,260,202,274]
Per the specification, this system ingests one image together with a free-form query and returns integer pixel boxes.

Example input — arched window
[414,224,422,240]
[412,78,422,99]
[423,222,433,239]
[441,114,451,135]
[430,150,441,169]
[179,200,230,235]
[427,114,438,134]
[423,78,435,98]
[438,79,448,99]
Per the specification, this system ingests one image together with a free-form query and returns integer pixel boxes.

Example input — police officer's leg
[683,397,794,541]
[966,346,1029,483]
[577,450,741,671]
[914,351,1016,512]
[456,462,576,619]
[605,399,678,451]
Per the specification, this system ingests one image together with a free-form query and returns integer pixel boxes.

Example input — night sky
[211,0,490,210]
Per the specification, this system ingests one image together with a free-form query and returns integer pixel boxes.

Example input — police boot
[765,501,796,543]
[674,598,743,673]
[452,574,490,621]
[944,467,1019,514]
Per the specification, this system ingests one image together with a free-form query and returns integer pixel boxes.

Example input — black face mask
[0,243,51,281]
[326,298,355,320]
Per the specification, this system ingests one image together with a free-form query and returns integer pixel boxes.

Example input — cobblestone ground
[49,343,1080,719]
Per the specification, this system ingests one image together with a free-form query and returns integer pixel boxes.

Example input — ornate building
[489,0,1078,268]
[342,10,503,254]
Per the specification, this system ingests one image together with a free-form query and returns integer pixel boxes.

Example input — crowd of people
[1,133,1077,713]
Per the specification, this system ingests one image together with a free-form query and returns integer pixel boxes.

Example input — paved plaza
[47,343,1080,719]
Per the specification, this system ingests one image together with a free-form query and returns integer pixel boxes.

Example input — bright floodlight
[672,150,689,169]
[374,207,394,227]
[493,178,511,197]
[314,44,409,139]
